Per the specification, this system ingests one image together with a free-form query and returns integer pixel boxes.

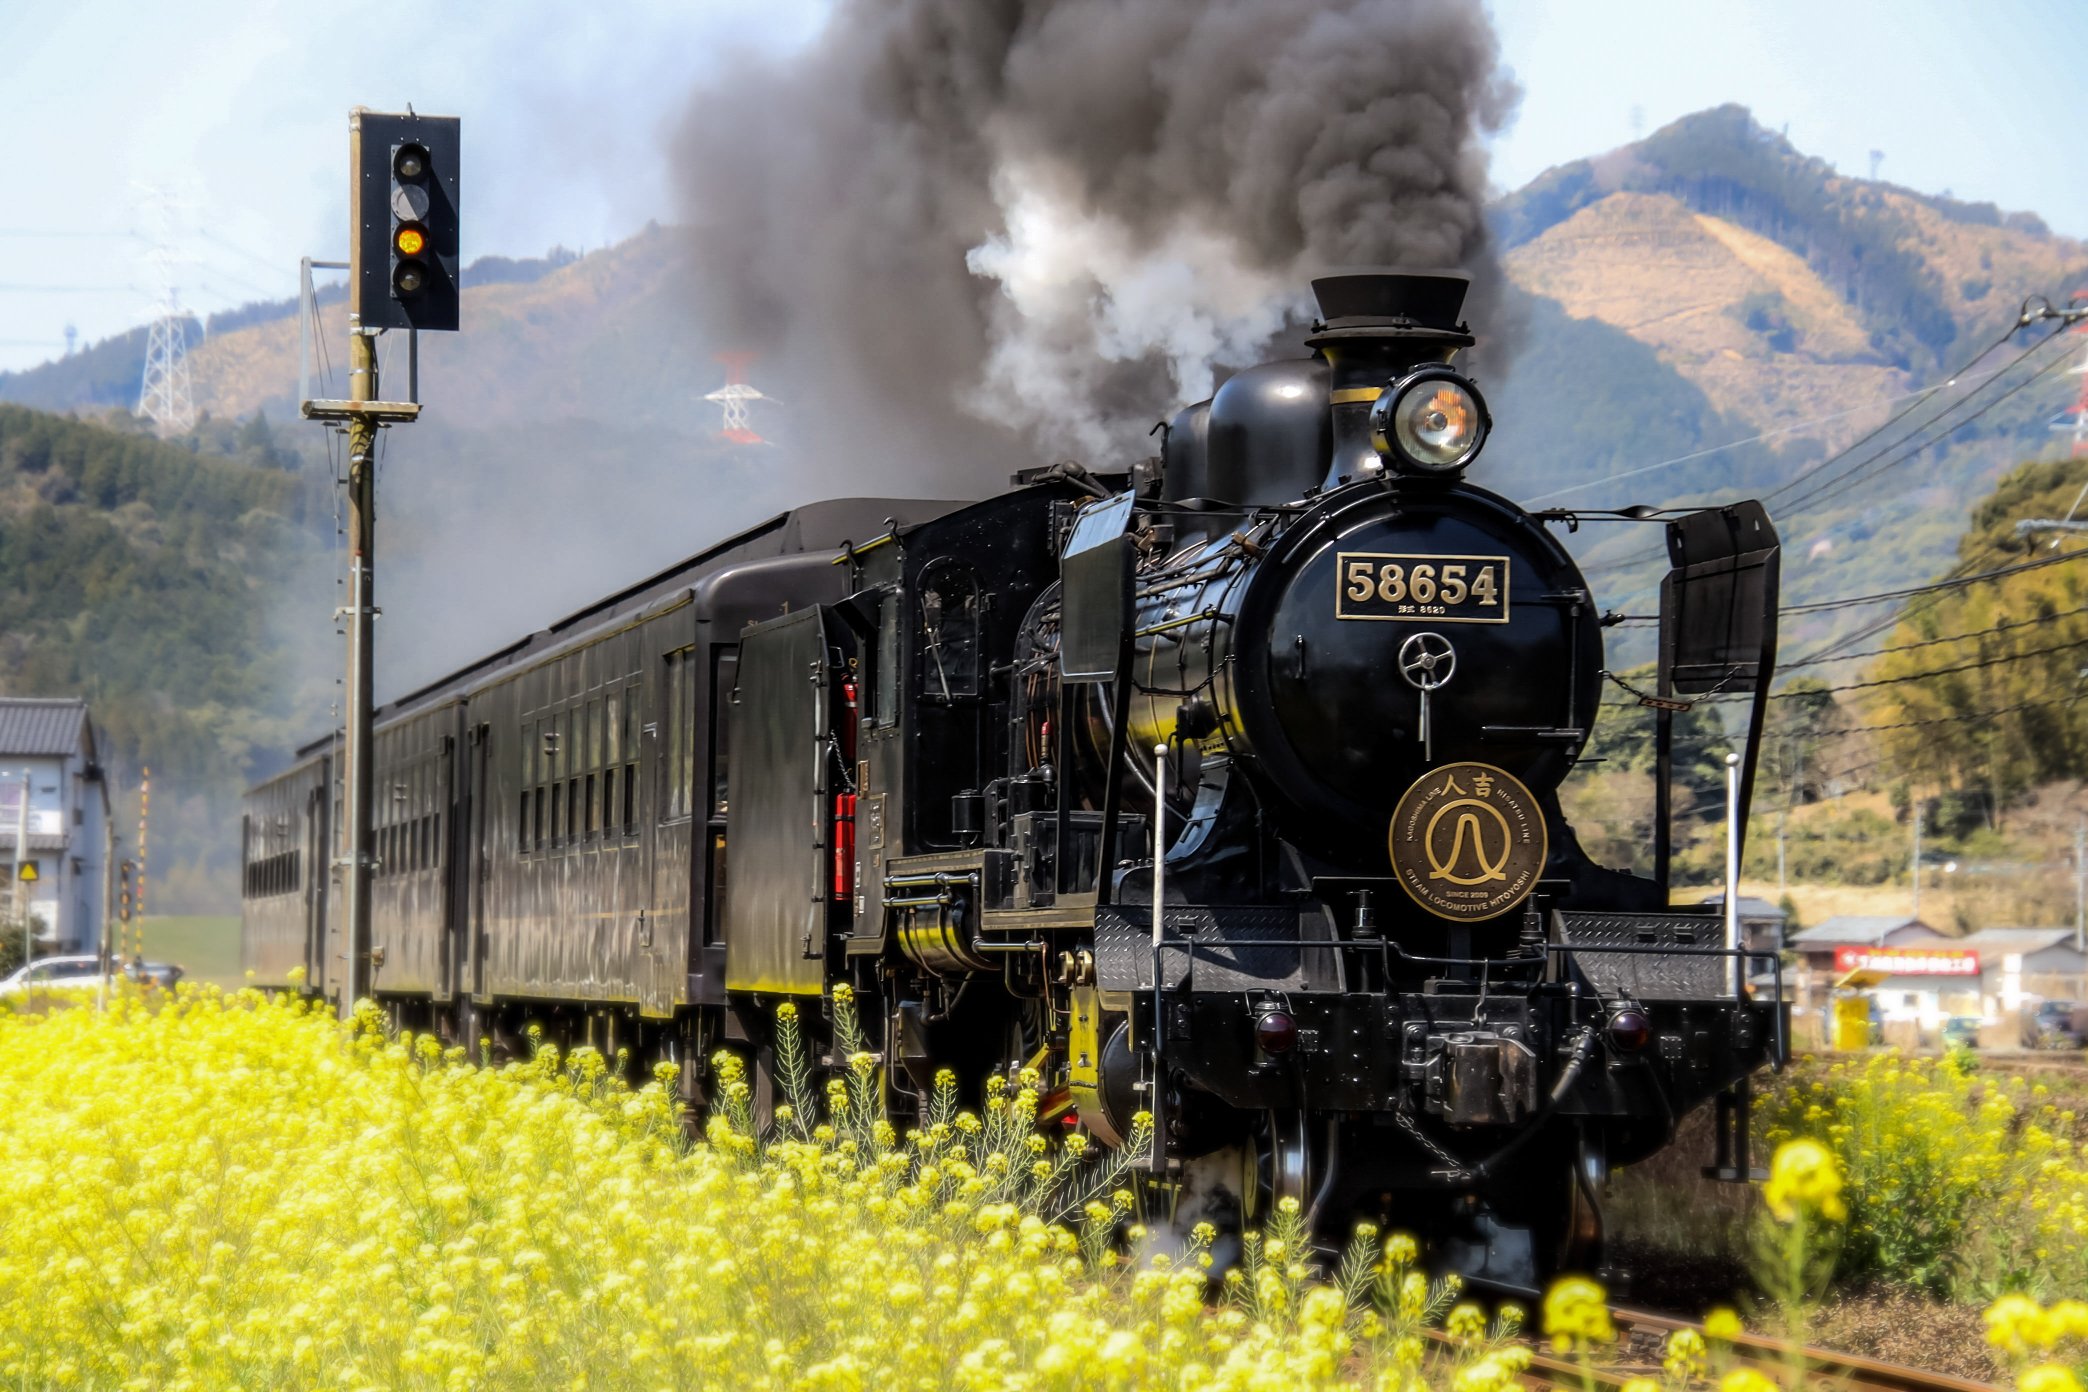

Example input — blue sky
[1,0,2083,375]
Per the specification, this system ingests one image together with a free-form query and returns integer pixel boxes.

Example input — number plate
[1336,552,1510,623]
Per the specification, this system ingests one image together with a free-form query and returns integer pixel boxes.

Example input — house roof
[0,699,92,760]
[1790,915,1940,946]
[1697,894,1788,921]
[1957,928,2081,957]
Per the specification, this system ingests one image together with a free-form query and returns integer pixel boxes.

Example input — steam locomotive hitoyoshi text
[245,272,1785,1278]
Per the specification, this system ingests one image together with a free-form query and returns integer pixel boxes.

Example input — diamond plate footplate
[1554,911,1730,1001]
[1093,906,1344,994]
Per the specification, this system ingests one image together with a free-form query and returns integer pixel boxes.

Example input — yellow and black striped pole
[132,768,148,965]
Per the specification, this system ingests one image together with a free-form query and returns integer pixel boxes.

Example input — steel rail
[1451,1278,2000,1392]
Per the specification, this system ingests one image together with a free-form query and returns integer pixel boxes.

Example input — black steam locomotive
[244,272,1784,1277]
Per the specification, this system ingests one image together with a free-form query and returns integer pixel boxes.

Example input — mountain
[0,406,326,912]
[1496,104,2086,387]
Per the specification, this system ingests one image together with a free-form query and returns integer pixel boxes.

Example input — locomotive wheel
[1002,997,1051,1087]
[1517,1128,1607,1277]
[1239,1109,1312,1226]
[1560,1128,1607,1274]
[748,1042,779,1139]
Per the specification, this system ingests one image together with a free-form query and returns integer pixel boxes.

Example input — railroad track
[1454,1280,2000,1392]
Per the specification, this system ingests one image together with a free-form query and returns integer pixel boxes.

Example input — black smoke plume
[673,0,1517,485]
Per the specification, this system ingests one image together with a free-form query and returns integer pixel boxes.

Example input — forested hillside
[1868,458,2088,803]
[0,406,326,911]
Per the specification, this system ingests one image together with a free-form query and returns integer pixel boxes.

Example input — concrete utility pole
[341,324,379,1016]
[13,770,32,1007]
[1910,799,1923,926]
[2074,815,2086,956]
[134,766,148,962]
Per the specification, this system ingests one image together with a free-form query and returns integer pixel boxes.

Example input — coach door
[650,645,696,1001]
[462,723,491,1001]
[303,782,326,987]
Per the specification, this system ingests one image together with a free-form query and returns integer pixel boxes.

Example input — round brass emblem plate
[1387,761,1548,921]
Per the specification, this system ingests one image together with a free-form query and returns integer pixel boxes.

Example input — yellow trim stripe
[1330,387,1383,405]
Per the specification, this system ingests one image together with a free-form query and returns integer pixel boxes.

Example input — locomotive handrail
[1132,608,1230,639]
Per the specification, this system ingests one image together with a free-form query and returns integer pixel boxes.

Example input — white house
[0,698,111,956]
[1955,928,2088,1018]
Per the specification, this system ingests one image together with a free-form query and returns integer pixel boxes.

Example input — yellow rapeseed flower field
[0,985,1510,1391]
[1760,1051,2088,1298]
[0,986,2072,1391]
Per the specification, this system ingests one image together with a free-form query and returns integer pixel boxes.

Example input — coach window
[917,562,980,702]
[518,722,533,853]
[565,707,581,844]
[603,692,620,835]
[622,680,640,833]
[585,698,602,839]
[662,650,690,822]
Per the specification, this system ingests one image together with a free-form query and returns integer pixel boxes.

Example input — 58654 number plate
[1336,552,1510,623]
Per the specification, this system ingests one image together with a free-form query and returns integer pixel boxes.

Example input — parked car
[0,955,107,996]
[122,960,184,990]
[2023,1000,2088,1049]
[1942,1015,1983,1050]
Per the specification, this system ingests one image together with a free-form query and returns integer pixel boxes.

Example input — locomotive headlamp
[1255,1010,1299,1054]
[1606,1007,1653,1053]
[1369,367,1491,475]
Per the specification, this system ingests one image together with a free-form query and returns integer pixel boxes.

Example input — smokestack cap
[1308,271,1474,345]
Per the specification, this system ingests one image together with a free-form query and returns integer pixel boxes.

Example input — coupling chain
[1394,1107,1469,1179]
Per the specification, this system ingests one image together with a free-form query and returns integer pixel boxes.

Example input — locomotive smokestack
[1309,272,1476,483]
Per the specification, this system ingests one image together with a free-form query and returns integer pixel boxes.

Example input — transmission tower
[137,290,197,434]
[704,352,773,445]
[133,183,197,435]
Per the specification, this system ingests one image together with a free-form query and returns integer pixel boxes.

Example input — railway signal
[305,108,455,1018]
[351,110,460,333]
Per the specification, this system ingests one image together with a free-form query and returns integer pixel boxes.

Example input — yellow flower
[1621,1379,1661,1392]
[2021,1367,2085,1392]
[1720,1370,1780,1392]
[1454,1355,1514,1392]
[1989,1294,2054,1353]
[1445,1302,1487,1343]
[1705,1307,1744,1342]
[1664,1326,1708,1379]
[1762,1138,1846,1224]
[1543,1275,1614,1348]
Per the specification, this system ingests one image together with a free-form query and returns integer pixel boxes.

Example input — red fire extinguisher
[833,792,856,901]
[834,678,858,902]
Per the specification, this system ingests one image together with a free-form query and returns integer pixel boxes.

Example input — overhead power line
[1577,298,2088,579]
[1780,601,2088,669]
[1781,545,2088,614]
[1778,631,2088,696]
[1771,332,2082,518]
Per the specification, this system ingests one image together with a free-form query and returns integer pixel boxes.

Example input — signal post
[303,108,458,1017]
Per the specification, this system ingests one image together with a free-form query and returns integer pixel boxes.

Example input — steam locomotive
[244,271,1785,1278]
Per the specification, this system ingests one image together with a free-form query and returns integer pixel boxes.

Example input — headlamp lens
[1392,379,1484,470]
